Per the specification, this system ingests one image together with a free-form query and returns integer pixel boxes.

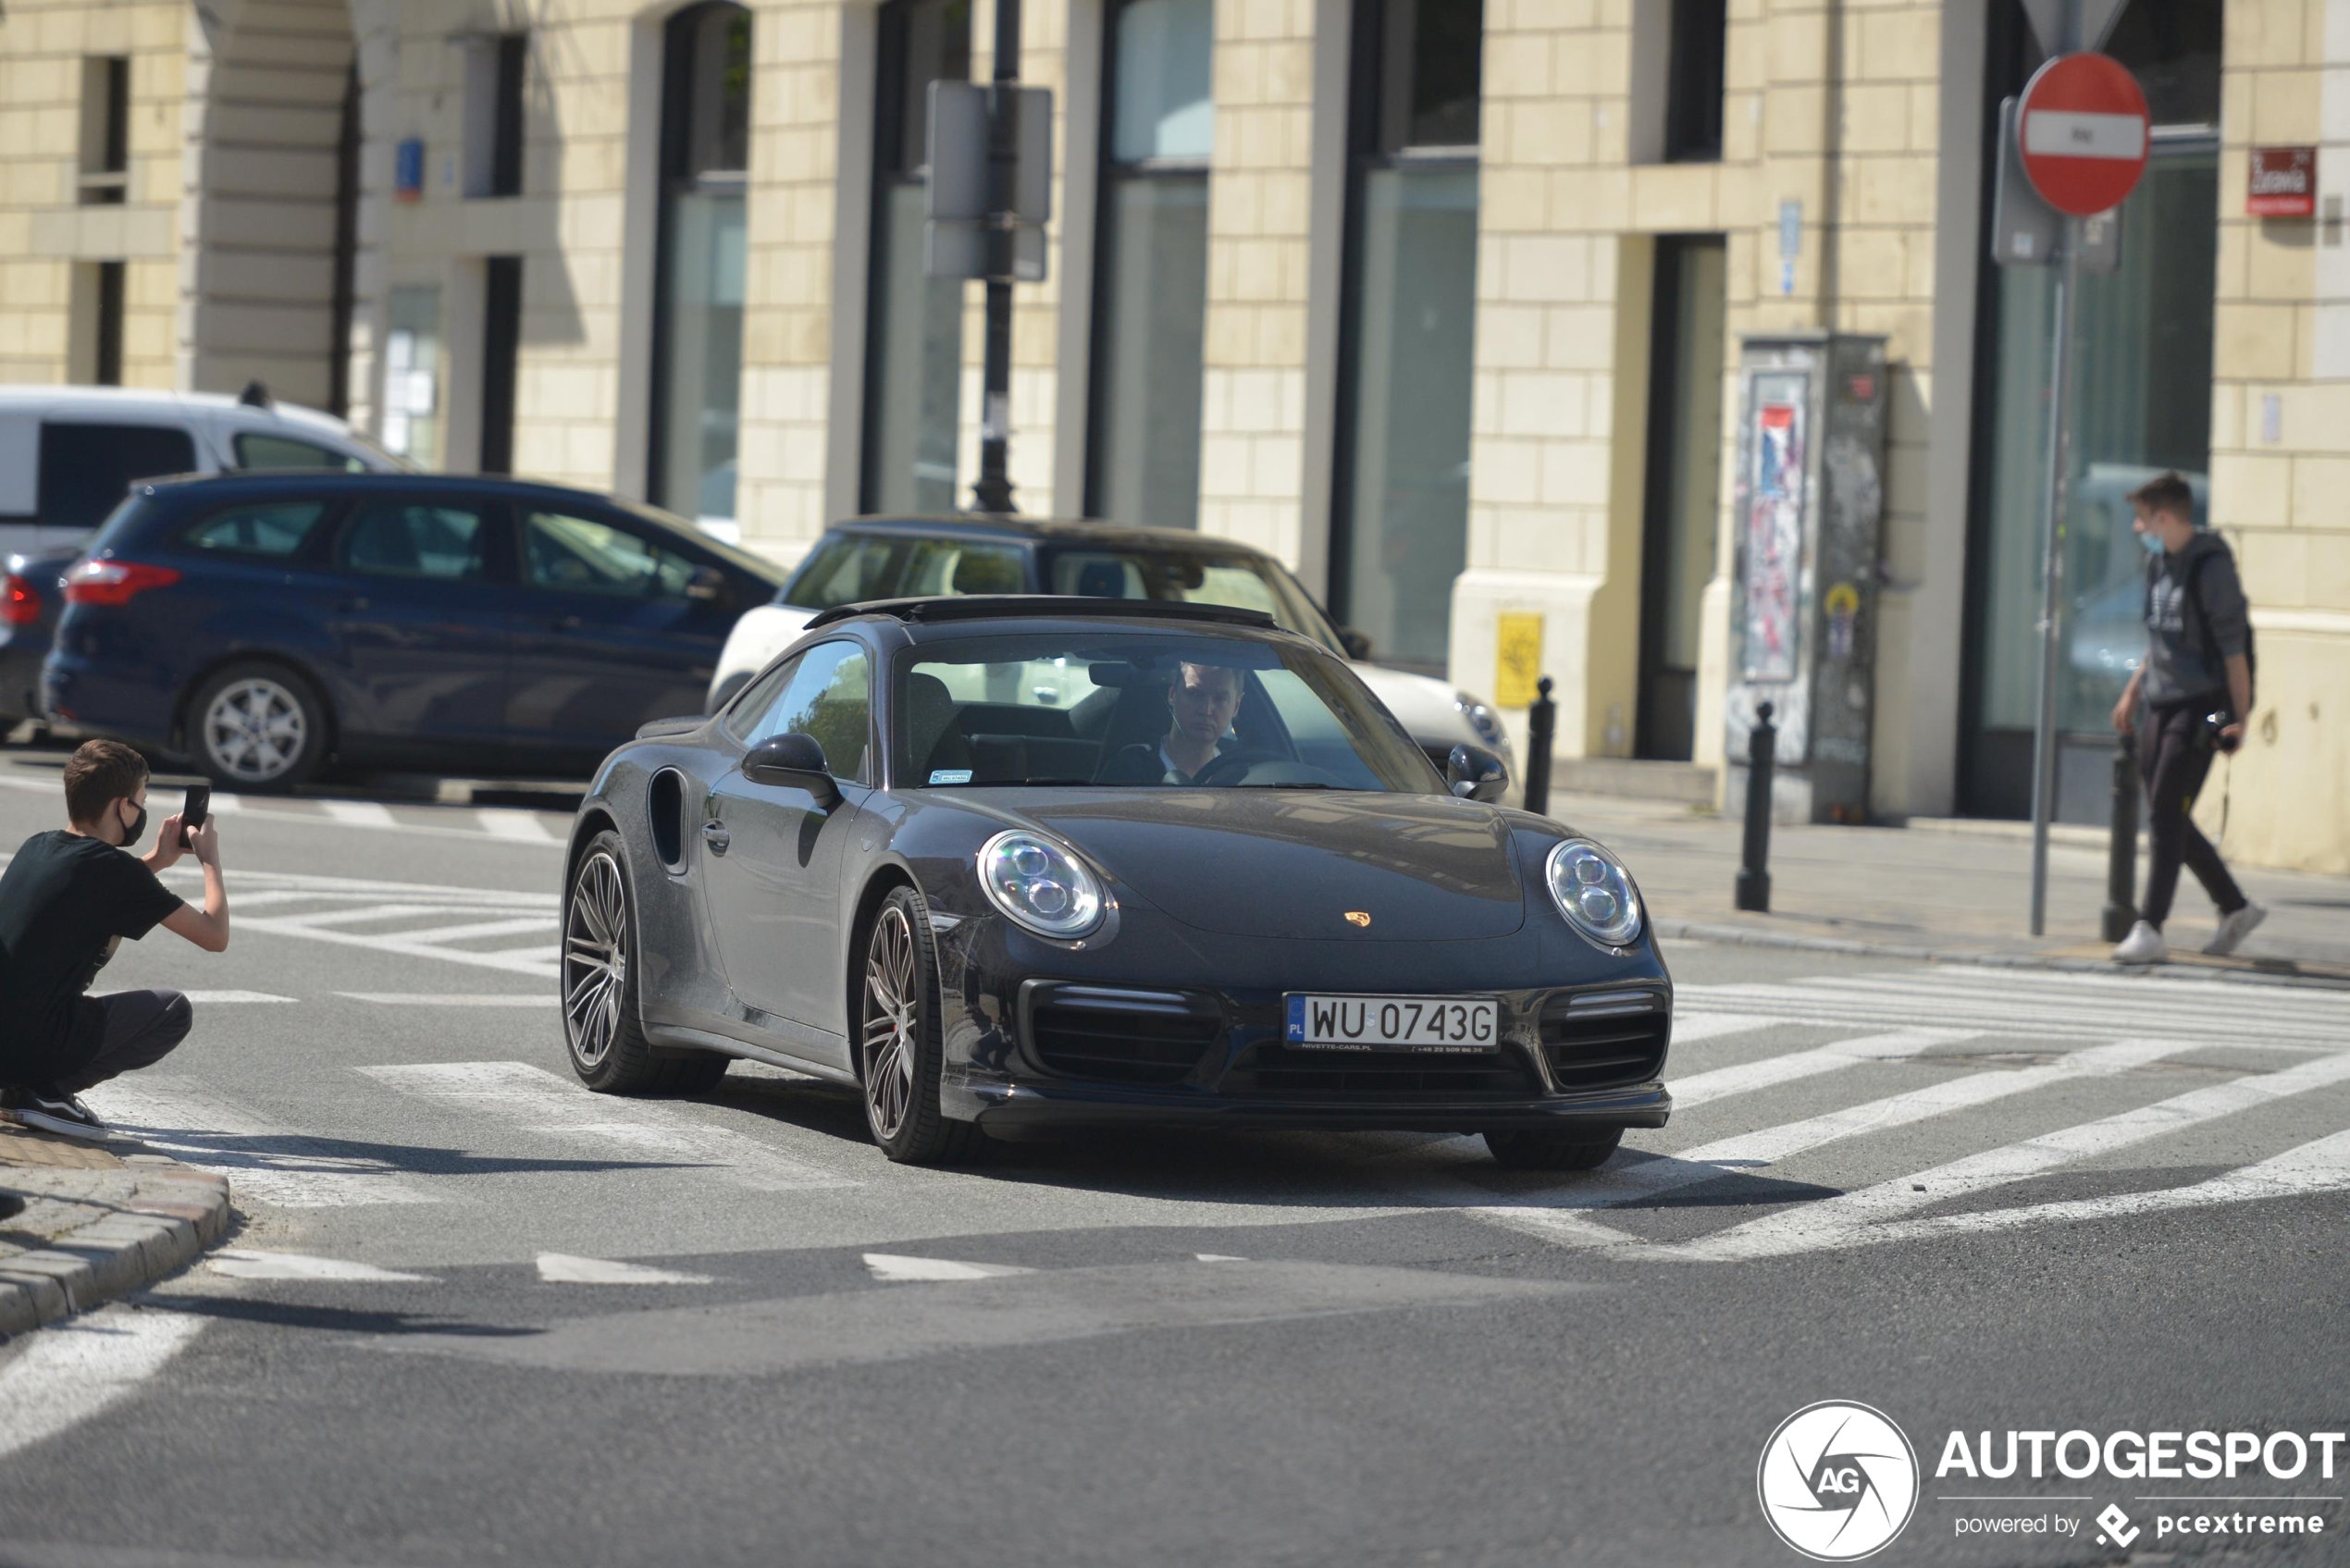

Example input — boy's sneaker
[2204,902,2267,957]
[0,1086,111,1142]
[2111,920,2167,965]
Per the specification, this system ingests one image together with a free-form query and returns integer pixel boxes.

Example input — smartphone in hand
[181,784,211,847]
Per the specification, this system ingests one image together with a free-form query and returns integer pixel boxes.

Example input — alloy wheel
[564,851,628,1069]
[861,904,919,1141]
[202,676,307,784]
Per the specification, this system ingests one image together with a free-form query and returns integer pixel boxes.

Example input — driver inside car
[1098,661,1244,784]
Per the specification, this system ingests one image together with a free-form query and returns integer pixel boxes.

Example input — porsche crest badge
[1342,911,1372,928]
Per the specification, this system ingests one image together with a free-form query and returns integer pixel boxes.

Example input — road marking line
[234,916,563,979]
[538,1253,713,1285]
[1667,1012,1780,1045]
[261,903,480,929]
[319,800,401,828]
[80,1076,441,1208]
[1195,1253,1248,1263]
[1669,1047,2350,1262]
[477,809,557,842]
[206,793,243,813]
[337,993,552,1006]
[1473,1036,2188,1244]
[1848,1128,2350,1247]
[179,990,297,1004]
[375,916,560,945]
[863,1253,1033,1282]
[206,1250,436,1282]
[1665,986,2349,1046]
[0,1305,205,1462]
[1669,1028,1978,1108]
[359,1061,858,1191]
[1795,971,2350,1031]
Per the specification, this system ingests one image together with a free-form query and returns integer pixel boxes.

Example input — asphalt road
[1,750,2346,1568]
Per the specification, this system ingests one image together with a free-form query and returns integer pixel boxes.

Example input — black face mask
[118,802,147,847]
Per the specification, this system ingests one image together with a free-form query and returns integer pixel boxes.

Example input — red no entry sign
[2018,53,2150,217]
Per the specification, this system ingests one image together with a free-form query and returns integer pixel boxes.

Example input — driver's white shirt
[1158,740,1221,784]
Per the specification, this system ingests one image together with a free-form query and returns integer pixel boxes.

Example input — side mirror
[1338,627,1373,662]
[686,564,734,611]
[1446,743,1508,804]
[744,732,841,806]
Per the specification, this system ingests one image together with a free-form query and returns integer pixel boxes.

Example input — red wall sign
[2018,53,2151,218]
[2248,146,2319,217]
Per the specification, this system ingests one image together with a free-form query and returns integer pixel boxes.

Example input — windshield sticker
[928,769,974,785]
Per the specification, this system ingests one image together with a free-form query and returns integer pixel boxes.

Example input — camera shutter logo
[1757,1401,1919,1561]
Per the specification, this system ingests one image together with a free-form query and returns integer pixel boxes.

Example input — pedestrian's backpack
[2146,540,2257,706]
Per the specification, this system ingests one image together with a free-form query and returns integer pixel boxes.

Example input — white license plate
[1284,994,1499,1052]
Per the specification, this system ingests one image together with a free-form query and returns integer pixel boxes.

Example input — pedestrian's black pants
[2139,701,2245,930]
[56,989,192,1094]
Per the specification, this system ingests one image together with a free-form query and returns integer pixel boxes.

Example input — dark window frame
[1661,0,1726,164]
[490,32,528,198]
[93,261,124,386]
[859,0,974,514]
[1082,0,1214,525]
[647,1,752,512]
[1325,0,1482,659]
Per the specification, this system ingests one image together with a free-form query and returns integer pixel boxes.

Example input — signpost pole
[971,0,1021,514]
[2027,217,2080,937]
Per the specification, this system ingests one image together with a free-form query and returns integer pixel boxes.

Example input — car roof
[135,468,641,511]
[822,513,1277,559]
[807,595,1284,636]
[0,384,353,439]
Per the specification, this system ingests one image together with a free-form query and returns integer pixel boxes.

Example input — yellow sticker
[1495,613,1545,709]
[1824,582,1860,620]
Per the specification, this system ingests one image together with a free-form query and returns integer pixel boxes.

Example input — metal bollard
[1735,701,1775,913]
[2100,732,2141,943]
[1522,676,1556,817]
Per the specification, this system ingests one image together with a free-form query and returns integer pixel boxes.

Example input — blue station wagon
[41,472,789,788]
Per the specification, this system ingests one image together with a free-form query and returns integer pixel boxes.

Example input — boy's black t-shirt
[0,831,185,1084]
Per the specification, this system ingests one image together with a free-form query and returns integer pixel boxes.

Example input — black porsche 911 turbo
[559,596,1673,1169]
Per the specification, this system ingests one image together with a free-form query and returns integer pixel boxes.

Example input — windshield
[1037,546,1344,655]
[612,497,791,586]
[783,534,1027,610]
[897,631,1437,792]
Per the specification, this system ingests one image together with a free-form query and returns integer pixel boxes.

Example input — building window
[78,56,130,205]
[650,3,749,532]
[1084,0,1214,531]
[861,0,973,514]
[465,33,529,199]
[1330,0,1481,675]
[1663,0,1725,162]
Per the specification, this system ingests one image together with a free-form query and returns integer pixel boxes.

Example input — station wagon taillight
[63,559,182,606]
[1,574,37,625]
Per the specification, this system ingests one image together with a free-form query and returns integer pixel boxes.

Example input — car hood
[1008,789,1527,940]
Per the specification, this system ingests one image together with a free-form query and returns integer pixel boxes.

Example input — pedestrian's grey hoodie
[2143,528,2249,707]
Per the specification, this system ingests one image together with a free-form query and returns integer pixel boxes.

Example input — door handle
[550,614,583,632]
[700,821,730,855]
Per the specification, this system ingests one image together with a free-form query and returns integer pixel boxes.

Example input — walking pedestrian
[2108,472,2264,965]
[0,739,232,1140]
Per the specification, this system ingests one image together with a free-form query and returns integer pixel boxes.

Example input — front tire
[858,886,982,1165]
[1484,1127,1623,1172]
[187,661,327,792]
[564,831,726,1095]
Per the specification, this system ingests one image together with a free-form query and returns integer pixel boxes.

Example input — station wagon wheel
[187,661,327,792]
[563,831,726,1096]
[858,885,983,1165]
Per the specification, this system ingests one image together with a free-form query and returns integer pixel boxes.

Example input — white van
[0,384,406,558]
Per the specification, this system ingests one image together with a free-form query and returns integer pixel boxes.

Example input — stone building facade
[1,0,2344,873]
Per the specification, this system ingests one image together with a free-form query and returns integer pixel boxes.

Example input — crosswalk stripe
[81,1076,440,1208]
[1670,1028,1976,1108]
[476,809,558,842]
[1849,1128,2350,1246]
[1795,970,2350,1030]
[1671,1048,2350,1261]
[319,800,401,828]
[1665,1012,1779,1045]
[266,903,470,929]
[378,916,560,945]
[337,993,552,1006]
[179,990,297,1004]
[357,1061,858,1192]
[234,915,563,978]
[1667,985,2348,1045]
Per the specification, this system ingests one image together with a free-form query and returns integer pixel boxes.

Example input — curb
[1651,918,2350,993]
[0,1155,232,1337]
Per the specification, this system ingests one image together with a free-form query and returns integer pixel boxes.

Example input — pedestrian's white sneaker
[2111,920,2167,965]
[2203,902,2267,957]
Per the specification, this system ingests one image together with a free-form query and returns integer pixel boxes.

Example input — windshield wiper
[1246,782,1360,791]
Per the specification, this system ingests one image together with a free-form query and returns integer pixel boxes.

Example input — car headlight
[1545,838,1642,948]
[978,830,1107,940]
[1454,691,1512,757]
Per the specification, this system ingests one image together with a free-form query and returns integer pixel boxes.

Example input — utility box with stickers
[1724,332,1888,825]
